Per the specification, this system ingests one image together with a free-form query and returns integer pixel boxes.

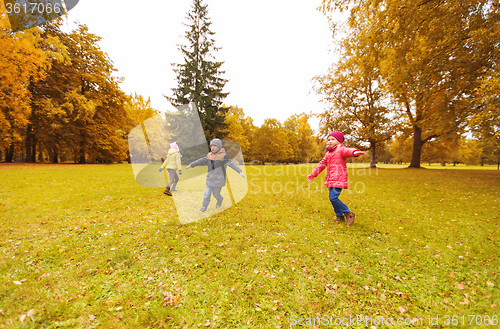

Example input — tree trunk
[53,151,59,163]
[409,124,423,168]
[369,140,377,168]
[79,132,86,164]
[79,147,86,164]
[26,124,33,163]
[6,143,14,163]
[31,135,37,163]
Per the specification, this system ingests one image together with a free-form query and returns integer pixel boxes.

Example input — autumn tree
[26,22,128,163]
[314,32,397,168]
[24,20,70,163]
[389,134,412,164]
[320,0,500,168]
[253,119,290,164]
[0,4,51,162]
[125,93,158,127]
[223,106,250,155]
[167,0,228,141]
[470,69,500,168]
[284,113,318,163]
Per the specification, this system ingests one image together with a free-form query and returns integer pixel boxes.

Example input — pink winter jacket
[309,144,360,189]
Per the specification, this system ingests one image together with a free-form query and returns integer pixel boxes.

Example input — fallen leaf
[456,283,465,290]
[13,281,22,285]
[487,280,495,287]
[39,273,50,279]
[19,314,26,323]
[89,314,96,321]
[27,309,36,317]
[380,294,386,300]
[398,306,406,314]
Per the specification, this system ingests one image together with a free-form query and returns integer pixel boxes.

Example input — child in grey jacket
[185,139,245,212]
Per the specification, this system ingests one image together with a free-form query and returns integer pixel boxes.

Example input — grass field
[0,163,499,328]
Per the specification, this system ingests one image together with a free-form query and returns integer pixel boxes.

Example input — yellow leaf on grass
[487,280,494,287]
[27,309,36,316]
[398,306,406,314]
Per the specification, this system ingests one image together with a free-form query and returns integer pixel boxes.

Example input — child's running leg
[212,187,223,208]
[200,186,213,212]
[328,187,349,217]
[171,171,179,191]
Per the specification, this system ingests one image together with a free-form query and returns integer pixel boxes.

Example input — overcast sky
[62,0,336,130]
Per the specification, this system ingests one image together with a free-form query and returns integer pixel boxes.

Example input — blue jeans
[202,186,223,207]
[329,187,349,217]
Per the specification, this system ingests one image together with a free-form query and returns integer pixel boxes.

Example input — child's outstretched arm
[307,155,327,181]
[159,156,168,172]
[224,156,245,178]
[185,157,207,169]
[175,153,182,173]
[341,147,365,158]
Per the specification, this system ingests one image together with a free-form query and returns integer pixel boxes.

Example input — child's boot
[344,211,355,225]
[199,206,207,212]
[164,186,172,196]
[333,215,344,222]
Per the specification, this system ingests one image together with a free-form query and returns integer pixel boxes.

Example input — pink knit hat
[170,142,179,150]
[327,131,344,143]
[170,142,182,157]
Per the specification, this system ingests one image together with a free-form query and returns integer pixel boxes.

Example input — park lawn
[0,163,499,328]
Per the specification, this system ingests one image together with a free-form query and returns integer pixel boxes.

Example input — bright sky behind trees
[62,0,333,128]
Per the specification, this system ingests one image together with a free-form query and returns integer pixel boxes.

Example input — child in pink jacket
[307,132,365,225]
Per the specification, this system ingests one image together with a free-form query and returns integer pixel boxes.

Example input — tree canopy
[319,0,500,167]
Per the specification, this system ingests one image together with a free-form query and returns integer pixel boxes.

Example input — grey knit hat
[210,138,223,149]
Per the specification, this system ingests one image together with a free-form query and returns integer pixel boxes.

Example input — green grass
[0,163,499,328]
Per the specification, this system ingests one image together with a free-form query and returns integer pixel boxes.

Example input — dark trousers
[202,186,223,207]
[167,169,179,189]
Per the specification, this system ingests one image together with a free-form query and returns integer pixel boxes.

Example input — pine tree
[167,0,229,141]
